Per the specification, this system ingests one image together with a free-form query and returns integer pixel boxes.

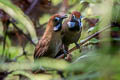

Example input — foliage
[0,0,120,80]
[0,0,37,39]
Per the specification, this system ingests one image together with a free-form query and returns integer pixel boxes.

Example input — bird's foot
[75,43,80,49]
[65,54,72,62]
[63,50,68,57]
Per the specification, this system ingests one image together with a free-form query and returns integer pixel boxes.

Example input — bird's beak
[61,15,68,19]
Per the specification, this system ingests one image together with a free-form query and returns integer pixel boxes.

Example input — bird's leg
[75,42,80,49]
[62,45,72,61]
[62,45,68,57]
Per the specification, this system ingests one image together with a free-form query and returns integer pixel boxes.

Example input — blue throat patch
[53,24,61,31]
[67,22,76,28]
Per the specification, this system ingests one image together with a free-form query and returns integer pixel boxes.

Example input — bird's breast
[63,31,81,45]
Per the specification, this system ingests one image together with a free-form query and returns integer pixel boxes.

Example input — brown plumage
[34,14,67,59]
[61,11,82,54]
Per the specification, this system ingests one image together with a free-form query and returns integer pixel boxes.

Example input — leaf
[0,58,69,72]
[112,27,120,31]
[34,57,70,70]
[0,0,37,40]
[112,4,120,23]
[7,71,34,80]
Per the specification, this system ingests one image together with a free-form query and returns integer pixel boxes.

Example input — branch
[10,20,36,46]
[57,25,111,59]
[25,0,38,14]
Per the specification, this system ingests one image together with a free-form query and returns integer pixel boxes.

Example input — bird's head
[67,11,83,31]
[71,11,81,19]
[48,14,67,32]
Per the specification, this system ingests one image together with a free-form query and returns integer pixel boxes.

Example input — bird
[61,11,83,55]
[34,14,67,59]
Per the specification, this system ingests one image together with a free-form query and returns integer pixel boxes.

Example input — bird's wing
[34,38,49,59]
[61,19,69,34]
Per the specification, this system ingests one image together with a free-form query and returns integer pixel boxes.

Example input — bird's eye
[54,17,60,22]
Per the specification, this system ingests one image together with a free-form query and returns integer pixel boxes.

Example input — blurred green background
[0,0,120,80]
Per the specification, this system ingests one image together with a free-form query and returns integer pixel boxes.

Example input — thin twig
[25,0,38,14]
[10,20,36,46]
[57,25,111,59]
[72,55,89,63]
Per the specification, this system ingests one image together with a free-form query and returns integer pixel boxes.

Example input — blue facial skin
[77,16,82,28]
[74,16,82,28]
[55,17,60,21]
[67,15,82,31]
[53,23,61,31]
[67,22,76,28]
[53,17,62,32]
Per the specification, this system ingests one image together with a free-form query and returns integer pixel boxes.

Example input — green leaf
[7,71,34,80]
[0,0,37,40]
[34,57,70,70]
[112,27,120,31]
